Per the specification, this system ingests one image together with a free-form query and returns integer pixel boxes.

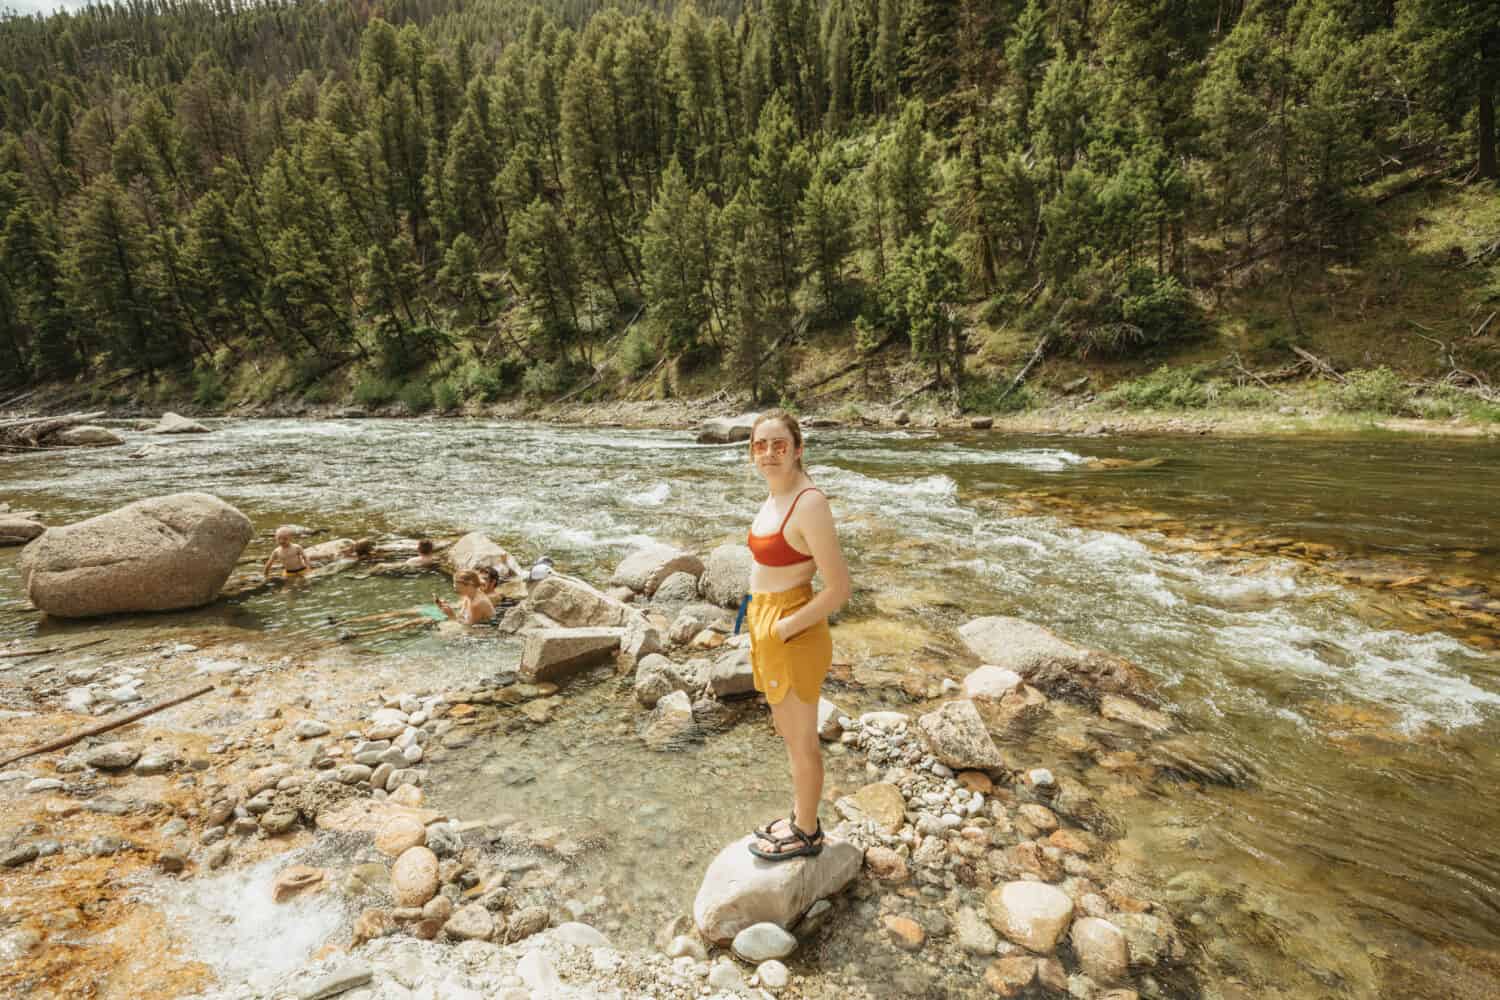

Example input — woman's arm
[773,491,851,640]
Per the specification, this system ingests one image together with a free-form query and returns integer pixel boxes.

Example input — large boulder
[693,834,861,944]
[699,543,753,608]
[19,493,252,618]
[526,575,634,628]
[519,627,623,683]
[0,517,45,547]
[958,617,1147,703]
[611,545,705,597]
[49,425,124,447]
[149,412,209,434]
[696,413,760,444]
[916,699,1004,770]
[447,532,513,573]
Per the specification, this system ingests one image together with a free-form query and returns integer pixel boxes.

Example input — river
[3,418,1498,998]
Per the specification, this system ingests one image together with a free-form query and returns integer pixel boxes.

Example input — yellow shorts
[748,584,832,706]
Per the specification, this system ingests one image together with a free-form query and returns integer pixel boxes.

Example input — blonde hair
[749,409,805,470]
[453,569,482,589]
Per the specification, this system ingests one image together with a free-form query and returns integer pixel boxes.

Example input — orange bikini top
[748,488,822,566]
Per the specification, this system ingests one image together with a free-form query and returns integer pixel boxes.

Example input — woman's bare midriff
[750,559,817,594]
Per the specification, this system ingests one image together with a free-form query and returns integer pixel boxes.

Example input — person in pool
[743,409,851,861]
[263,526,314,581]
[436,569,494,625]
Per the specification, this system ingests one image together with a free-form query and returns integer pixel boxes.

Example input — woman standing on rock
[744,410,851,861]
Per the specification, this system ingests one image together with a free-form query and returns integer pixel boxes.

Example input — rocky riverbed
[0,532,1208,1000]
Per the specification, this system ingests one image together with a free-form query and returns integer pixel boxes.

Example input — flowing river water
[2,418,1499,998]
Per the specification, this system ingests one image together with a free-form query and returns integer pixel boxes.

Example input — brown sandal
[748,819,824,862]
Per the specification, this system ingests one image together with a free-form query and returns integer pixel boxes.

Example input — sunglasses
[751,439,792,457]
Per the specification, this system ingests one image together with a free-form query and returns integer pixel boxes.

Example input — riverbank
[12,385,1500,441]
[1,544,1197,1000]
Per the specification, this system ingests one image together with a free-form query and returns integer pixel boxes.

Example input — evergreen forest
[0,0,1497,410]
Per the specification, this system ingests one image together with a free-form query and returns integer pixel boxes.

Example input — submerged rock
[1071,916,1130,983]
[19,493,252,618]
[693,834,862,944]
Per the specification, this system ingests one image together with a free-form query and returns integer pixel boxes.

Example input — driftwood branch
[793,329,901,394]
[1291,346,1347,383]
[0,637,110,661]
[0,684,215,769]
[893,377,942,406]
[996,334,1051,402]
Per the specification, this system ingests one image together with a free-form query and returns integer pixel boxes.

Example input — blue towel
[733,593,751,635]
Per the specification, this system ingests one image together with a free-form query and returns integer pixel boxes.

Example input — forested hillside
[1,0,1496,413]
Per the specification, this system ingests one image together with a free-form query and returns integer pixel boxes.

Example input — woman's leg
[755,693,823,852]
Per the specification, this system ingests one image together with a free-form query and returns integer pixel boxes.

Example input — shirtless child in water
[263,526,313,580]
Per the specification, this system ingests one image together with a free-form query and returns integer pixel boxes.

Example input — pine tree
[796,149,855,315]
[641,160,712,352]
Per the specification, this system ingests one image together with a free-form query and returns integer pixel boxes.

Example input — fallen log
[996,333,1052,403]
[0,411,108,448]
[0,684,215,768]
[1291,346,1347,384]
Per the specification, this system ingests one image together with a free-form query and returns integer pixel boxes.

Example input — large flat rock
[693,834,861,944]
[19,493,251,617]
[520,627,623,683]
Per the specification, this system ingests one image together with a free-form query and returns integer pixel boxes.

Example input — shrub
[399,380,434,412]
[521,360,562,399]
[1218,384,1278,410]
[959,378,1033,413]
[1100,365,1215,409]
[618,326,658,377]
[192,367,227,409]
[432,378,461,412]
[1333,367,1411,415]
[1058,267,1204,358]
[352,373,401,407]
